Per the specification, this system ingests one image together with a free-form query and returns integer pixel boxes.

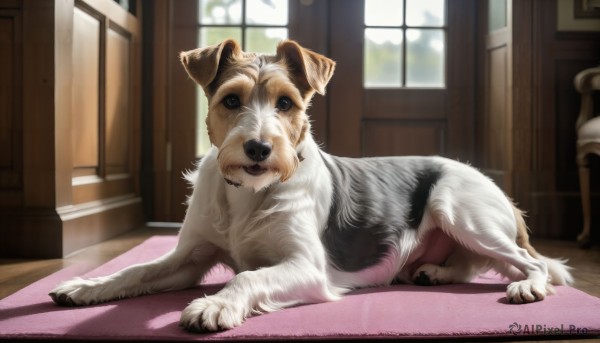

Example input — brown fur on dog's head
[180,39,335,98]
[180,40,335,191]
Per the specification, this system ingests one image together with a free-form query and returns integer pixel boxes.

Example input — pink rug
[1,236,599,341]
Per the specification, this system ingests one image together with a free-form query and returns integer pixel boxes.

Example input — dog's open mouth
[243,164,268,176]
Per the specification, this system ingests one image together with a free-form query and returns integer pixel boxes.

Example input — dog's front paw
[506,280,546,304]
[180,295,248,332]
[49,277,108,306]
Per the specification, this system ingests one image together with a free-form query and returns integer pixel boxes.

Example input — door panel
[72,6,100,177]
[363,122,445,156]
[364,89,446,119]
[0,8,23,196]
[105,25,132,175]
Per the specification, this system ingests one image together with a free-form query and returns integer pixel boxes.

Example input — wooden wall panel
[524,2,600,240]
[72,6,100,176]
[64,0,143,253]
[0,0,66,257]
[66,0,142,248]
[478,0,513,193]
[0,10,22,192]
[22,0,57,208]
[0,0,143,258]
[105,26,131,175]
[0,16,14,169]
[364,90,446,120]
[71,177,134,204]
[486,45,509,172]
[476,0,600,239]
[446,0,477,162]
[146,0,170,221]
[363,122,445,157]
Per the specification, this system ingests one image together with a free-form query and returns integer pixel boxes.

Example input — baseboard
[59,195,144,256]
[0,195,143,258]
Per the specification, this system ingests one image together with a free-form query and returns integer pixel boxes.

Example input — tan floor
[0,226,598,342]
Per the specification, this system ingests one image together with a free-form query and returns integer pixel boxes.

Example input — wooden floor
[0,226,599,343]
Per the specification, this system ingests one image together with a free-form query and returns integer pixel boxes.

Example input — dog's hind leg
[413,246,491,285]
[442,225,549,303]
[49,240,219,306]
[426,169,564,303]
[431,196,554,304]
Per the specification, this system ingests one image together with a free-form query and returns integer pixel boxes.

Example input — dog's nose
[244,139,272,162]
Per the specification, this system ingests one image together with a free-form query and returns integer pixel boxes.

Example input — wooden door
[327,0,476,161]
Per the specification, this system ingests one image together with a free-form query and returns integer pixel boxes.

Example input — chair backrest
[574,67,600,131]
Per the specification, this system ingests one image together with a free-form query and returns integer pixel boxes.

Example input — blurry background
[0,0,599,257]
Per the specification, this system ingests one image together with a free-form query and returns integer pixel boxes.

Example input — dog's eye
[276,96,293,112]
[223,94,241,110]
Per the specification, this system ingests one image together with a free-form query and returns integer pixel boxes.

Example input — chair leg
[577,162,592,248]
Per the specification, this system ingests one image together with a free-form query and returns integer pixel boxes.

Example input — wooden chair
[574,67,600,248]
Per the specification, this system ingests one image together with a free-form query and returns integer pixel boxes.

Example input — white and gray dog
[50,40,573,332]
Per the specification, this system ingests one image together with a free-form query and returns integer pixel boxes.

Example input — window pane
[364,28,402,88]
[488,0,507,32]
[405,0,445,27]
[246,0,288,25]
[406,29,444,87]
[245,27,287,54]
[199,0,242,24]
[365,0,403,26]
[199,27,242,47]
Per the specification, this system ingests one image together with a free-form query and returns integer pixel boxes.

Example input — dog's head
[180,40,335,191]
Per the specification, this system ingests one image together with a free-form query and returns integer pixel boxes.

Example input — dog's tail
[512,204,574,286]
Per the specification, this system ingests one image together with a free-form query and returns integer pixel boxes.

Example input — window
[196,0,289,156]
[364,0,446,88]
[113,0,136,15]
[198,0,288,53]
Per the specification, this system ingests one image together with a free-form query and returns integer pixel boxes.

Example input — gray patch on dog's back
[408,167,442,228]
[321,154,443,272]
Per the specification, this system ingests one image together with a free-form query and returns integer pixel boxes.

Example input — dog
[50,39,573,332]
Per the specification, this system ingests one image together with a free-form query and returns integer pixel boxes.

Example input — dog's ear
[276,40,336,95]
[180,39,242,89]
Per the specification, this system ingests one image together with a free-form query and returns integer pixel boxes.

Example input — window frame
[197,0,289,50]
[363,0,447,89]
